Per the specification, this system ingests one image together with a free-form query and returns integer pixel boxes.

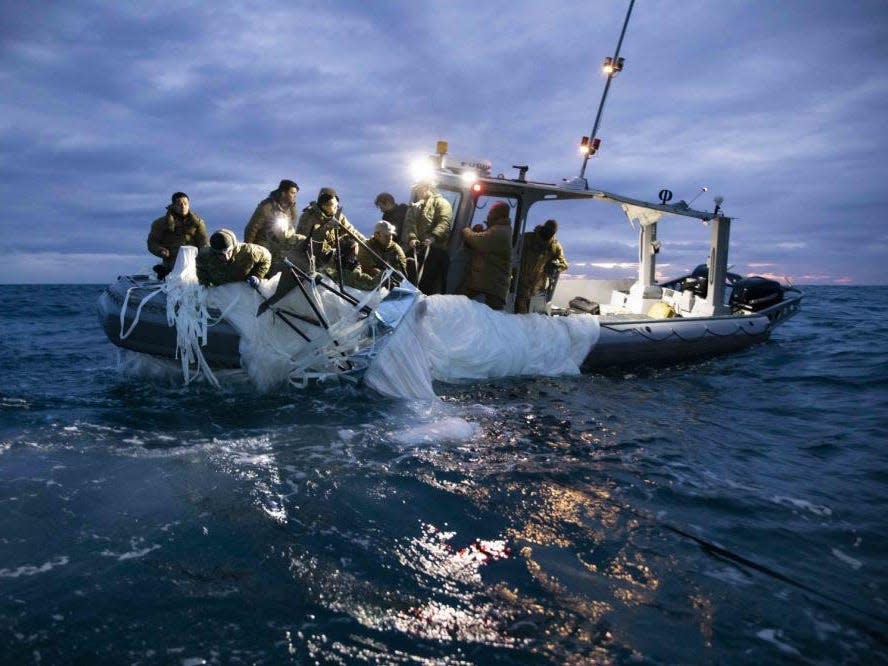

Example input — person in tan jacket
[515,219,569,313]
[359,220,408,278]
[243,180,300,258]
[403,180,452,294]
[296,188,365,268]
[461,201,513,310]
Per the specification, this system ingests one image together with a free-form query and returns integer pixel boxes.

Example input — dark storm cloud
[1,0,886,283]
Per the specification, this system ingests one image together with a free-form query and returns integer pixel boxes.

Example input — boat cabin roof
[432,165,719,224]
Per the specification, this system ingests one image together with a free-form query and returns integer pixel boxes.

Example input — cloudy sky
[2,0,886,285]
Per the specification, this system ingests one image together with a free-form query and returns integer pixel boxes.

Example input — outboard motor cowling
[730,276,783,312]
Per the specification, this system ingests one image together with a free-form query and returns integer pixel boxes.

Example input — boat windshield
[438,188,462,217]
[470,195,518,230]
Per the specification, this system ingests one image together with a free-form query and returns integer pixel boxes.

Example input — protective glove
[246,275,260,289]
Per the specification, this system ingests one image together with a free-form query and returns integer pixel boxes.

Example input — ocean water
[1,284,886,664]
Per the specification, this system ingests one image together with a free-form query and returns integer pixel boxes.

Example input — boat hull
[581,292,802,369]
[98,276,803,375]
[97,275,241,368]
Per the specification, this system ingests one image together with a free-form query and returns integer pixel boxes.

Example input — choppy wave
[0,285,886,663]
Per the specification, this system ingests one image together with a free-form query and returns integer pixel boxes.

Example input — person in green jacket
[403,180,452,294]
[147,192,209,280]
[296,188,366,269]
[359,220,407,279]
[461,201,513,310]
[196,229,271,287]
[243,180,300,266]
[515,219,569,314]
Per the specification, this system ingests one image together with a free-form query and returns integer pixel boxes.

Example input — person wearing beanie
[196,228,271,287]
[146,191,209,280]
[402,180,453,294]
[243,180,300,269]
[358,220,408,279]
[515,218,569,314]
[295,187,365,269]
[460,201,513,310]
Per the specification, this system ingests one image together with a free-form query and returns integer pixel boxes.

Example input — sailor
[243,179,300,267]
[359,220,408,279]
[196,228,271,287]
[373,192,410,247]
[323,236,379,291]
[402,179,452,294]
[147,192,209,280]
[515,219,569,314]
[296,188,366,268]
[460,201,512,310]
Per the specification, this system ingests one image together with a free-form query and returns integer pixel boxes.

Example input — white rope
[119,284,163,340]
[163,278,220,387]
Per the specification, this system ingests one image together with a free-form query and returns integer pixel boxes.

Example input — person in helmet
[296,187,366,269]
[196,228,271,287]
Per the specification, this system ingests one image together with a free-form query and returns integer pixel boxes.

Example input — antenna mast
[578,0,635,179]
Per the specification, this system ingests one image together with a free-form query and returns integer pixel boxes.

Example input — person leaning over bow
[515,219,569,314]
[460,201,513,311]
[196,229,271,288]
[373,192,409,247]
[296,187,365,268]
[402,179,452,294]
[359,220,407,278]
[147,191,209,280]
[243,179,300,249]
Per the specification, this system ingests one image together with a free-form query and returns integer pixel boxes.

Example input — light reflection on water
[0,286,886,663]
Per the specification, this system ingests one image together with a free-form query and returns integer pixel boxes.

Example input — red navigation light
[472,183,482,193]
[579,136,590,155]
[590,138,601,155]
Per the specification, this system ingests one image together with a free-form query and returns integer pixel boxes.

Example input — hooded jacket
[196,229,271,286]
[244,191,297,246]
[403,191,453,250]
[147,207,209,266]
[515,228,569,311]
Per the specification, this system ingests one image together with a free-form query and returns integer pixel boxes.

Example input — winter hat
[210,229,235,253]
[171,192,189,203]
[487,201,511,224]
[317,187,338,205]
[539,219,558,240]
[374,220,395,235]
[278,179,299,192]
